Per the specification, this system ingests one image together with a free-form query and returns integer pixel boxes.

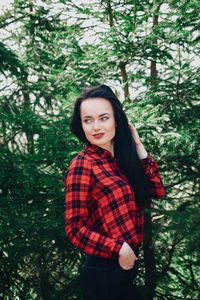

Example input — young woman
[64,85,165,300]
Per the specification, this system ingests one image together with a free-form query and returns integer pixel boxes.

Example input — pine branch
[0,15,26,29]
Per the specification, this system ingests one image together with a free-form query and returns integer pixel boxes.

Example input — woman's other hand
[118,241,138,270]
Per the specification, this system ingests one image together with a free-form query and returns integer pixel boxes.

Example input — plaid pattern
[65,144,165,259]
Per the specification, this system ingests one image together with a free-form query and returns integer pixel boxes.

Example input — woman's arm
[65,156,124,258]
[139,152,165,198]
[129,123,165,199]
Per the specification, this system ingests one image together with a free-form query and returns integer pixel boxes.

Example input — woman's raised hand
[128,123,141,146]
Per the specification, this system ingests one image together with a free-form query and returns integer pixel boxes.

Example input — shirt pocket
[93,176,117,201]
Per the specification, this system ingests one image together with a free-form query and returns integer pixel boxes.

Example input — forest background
[0,0,199,299]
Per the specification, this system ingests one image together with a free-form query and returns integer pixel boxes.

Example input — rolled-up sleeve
[140,153,165,199]
[64,156,124,258]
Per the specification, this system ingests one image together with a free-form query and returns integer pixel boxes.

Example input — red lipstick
[93,133,105,139]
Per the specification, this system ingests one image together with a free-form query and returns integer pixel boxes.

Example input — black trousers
[79,254,140,300]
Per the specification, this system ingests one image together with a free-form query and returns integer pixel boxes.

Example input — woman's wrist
[135,139,142,146]
[135,142,148,159]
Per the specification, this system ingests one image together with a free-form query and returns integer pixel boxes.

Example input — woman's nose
[94,120,100,130]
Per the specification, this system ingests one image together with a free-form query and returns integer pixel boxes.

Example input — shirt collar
[84,143,113,159]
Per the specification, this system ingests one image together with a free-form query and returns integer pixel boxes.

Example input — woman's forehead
[80,98,113,116]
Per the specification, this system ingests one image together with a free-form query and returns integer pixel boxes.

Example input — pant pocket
[112,260,139,287]
[117,260,139,273]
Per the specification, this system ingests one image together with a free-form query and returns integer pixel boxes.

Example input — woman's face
[80,97,116,151]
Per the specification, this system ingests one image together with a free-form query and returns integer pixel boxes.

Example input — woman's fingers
[128,123,141,144]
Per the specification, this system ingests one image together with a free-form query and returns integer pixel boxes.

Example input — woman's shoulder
[68,147,93,169]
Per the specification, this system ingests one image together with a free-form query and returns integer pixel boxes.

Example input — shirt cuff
[140,153,159,177]
[110,239,124,258]
[140,153,152,166]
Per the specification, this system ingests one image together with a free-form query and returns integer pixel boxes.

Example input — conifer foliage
[0,1,199,299]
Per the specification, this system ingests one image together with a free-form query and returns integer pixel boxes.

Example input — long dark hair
[70,84,150,207]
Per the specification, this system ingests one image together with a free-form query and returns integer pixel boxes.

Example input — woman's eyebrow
[83,113,111,118]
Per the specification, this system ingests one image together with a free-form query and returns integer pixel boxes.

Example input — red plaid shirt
[65,143,164,259]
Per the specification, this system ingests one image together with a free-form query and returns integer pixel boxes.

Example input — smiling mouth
[93,133,105,139]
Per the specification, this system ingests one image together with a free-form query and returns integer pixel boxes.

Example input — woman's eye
[83,117,108,123]
[83,119,91,123]
[101,117,109,121]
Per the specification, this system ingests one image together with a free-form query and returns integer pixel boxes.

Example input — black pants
[79,254,139,300]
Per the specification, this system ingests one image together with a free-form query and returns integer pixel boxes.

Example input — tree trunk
[119,61,130,102]
[106,0,113,27]
[143,207,157,300]
[150,3,162,85]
